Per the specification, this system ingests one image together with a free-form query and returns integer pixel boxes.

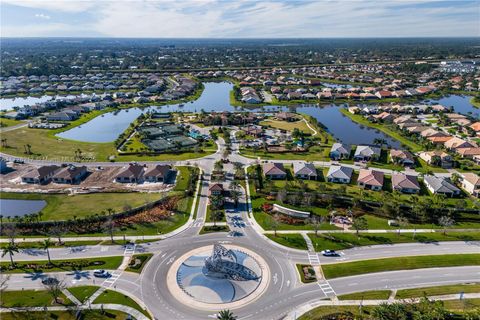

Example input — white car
[93,269,111,278]
[321,250,339,257]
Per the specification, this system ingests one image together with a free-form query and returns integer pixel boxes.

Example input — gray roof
[424,175,460,193]
[392,173,420,190]
[293,162,317,176]
[354,145,381,157]
[327,165,353,180]
[330,143,351,155]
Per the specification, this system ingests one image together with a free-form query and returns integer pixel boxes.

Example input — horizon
[1,0,479,38]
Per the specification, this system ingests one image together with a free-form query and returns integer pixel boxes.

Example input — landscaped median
[94,288,151,319]
[322,254,480,279]
[0,256,123,273]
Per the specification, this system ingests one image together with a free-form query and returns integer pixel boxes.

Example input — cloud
[34,13,51,20]
[1,0,479,37]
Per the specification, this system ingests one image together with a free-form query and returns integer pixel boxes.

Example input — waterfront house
[329,143,351,160]
[276,112,297,122]
[423,175,460,197]
[353,145,381,162]
[391,173,420,194]
[357,169,384,191]
[444,137,476,151]
[419,151,453,168]
[389,149,415,167]
[326,165,353,184]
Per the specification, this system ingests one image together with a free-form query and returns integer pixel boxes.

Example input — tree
[438,215,455,235]
[351,216,368,238]
[2,242,19,267]
[104,214,116,243]
[217,309,237,320]
[396,215,409,235]
[270,214,281,237]
[230,190,241,207]
[43,276,66,304]
[309,215,323,237]
[211,210,222,227]
[209,194,224,211]
[42,238,53,264]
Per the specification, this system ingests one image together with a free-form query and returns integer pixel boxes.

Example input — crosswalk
[318,281,336,297]
[103,271,122,287]
[193,219,203,227]
[307,252,320,266]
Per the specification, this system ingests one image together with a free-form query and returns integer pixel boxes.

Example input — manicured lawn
[126,253,153,273]
[338,290,391,300]
[298,305,375,320]
[0,240,101,249]
[1,256,123,273]
[240,144,331,161]
[396,283,480,299]
[68,285,100,303]
[0,290,72,307]
[0,118,24,127]
[205,205,226,223]
[308,231,480,252]
[0,310,131,320]
[200,225,230,234]
[259,118,314,134]
[322,254,480,279]
[174,166,197,191]
[94,289,150,319]
[266,234,308,250]
[0,192,161,221]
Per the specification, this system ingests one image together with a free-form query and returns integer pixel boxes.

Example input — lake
[0,199,47,217]
[429,95,478,118]
[0,95,53,111]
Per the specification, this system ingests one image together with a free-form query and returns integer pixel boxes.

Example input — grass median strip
[266,234,308,250]
[1,256,123,273]
[338,290,392,300]
[396,283,480,299]
[68,285,100,303]
[322,254,480,279]
[0,290,73,307]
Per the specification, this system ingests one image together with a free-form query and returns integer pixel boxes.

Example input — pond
[0,95,53,111]
[0,199,47,217]
[429,95,478,118]
[55,82,404,146]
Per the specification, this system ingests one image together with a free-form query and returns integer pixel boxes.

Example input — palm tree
[217,309,237,320]
[211,210,222,227]
[42,238,53,264]
[2,242,19,267]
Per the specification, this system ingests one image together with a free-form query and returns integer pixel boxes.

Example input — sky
[1,0,479,38]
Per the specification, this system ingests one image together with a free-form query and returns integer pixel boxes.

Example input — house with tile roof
[357,169,384,191]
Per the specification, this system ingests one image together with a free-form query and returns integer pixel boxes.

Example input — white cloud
[34,13,51,19]
[3,0,96,13]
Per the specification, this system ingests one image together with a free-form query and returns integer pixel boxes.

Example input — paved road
[1,129,476,320]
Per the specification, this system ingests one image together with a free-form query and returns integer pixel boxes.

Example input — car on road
[13,159,24,164]
[93,269,111,278]
[321,250,339,257]
[41,277,59,285]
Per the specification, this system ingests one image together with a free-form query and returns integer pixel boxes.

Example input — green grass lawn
[240,144,331,161]
[322,254,480,279]
[338,290,392,300]
[0,192,162,221]
[0,290,72,307]
[0,118,24,127]
[68,285,100,303]
[1,256,123,273]
[200,225,230,234]
[259,118,314,134]
[308,231,480,252]
[126,253,153,273]
[396,283,480,299]
[0,310,132,320]
[94,289,150,319]
[0,240,101,249]
[266,234,308,250]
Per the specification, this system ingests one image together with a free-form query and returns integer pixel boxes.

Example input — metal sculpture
[204,244,259,281]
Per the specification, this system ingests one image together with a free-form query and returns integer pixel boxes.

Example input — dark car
[93,269,111,278]
[41,277,59,285]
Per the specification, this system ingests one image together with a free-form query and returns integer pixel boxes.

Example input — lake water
[0,199,47,217]
[429,95,478,118]
[0,95,53,111]
[20,82,476,147]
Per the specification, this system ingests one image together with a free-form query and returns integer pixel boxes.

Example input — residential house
[46,111,79,121]
[144,165,174,183]
[461,173,480,197]
[263,163,287,180]
[293,162,317,180]
[391,173,420,194]
[357,169,384,191]
[353,145,381,162]
[424,175,461,197]
[456,147,480,159]
[115,164,145,183]
[329,143,351,160]
[390,149,415,167]
[276,112,297,122]
[22,165,60,184]
[209,183,224,196]
[52,165,88,184]
[326,165,353,184]
[419,151,453,168]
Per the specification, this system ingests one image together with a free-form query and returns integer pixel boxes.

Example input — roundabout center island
[167,244,270,310]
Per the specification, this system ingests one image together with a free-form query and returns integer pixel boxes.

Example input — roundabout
[166,244,270,310]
